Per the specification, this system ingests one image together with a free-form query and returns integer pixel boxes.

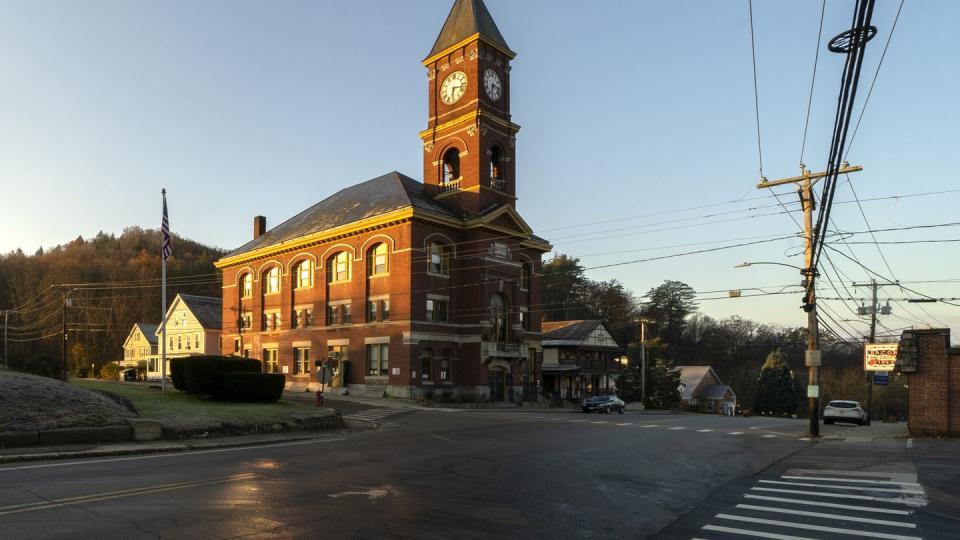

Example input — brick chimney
[253,216,266,239]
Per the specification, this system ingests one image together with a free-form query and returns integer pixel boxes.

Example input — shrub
[183,355,262,397]
[100,363,120,381]
[170,357,187,391]
[223,372,286,403]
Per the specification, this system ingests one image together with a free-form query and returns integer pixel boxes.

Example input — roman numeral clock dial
[440,71,468,105]
[483,68,502,101]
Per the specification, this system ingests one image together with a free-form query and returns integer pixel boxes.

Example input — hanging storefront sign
[864,343,898,372]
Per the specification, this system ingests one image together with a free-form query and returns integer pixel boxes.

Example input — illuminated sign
[864,343,898,372]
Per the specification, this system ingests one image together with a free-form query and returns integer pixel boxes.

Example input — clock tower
[420,0,519,215]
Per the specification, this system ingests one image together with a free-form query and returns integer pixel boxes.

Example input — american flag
[161,189,172,260]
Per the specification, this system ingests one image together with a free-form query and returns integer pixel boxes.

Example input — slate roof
[542,320,601,342]
[177,294,222,330]
[224,171,461,259]
[675,365,715,400]
[428,0,512,58]
[702,384,735,400]
[134,323,159,345]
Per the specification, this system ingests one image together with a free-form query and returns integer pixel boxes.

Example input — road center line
[734,503,916,528]
[615,423,632,426]
[590,421,609,424]
[0,437,346,472]
[743,494,910,515]
[696,429,714,432]
[668,427,686,430]
[728,431,744,435]
[715,513,922,540]
[0,473,257,516]
[640,424,660,428]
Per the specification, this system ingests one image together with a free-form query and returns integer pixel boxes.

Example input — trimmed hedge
[170,357,188,391]
[222,372,286,403]
[183,355,263,398]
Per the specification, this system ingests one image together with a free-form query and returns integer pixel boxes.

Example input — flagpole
[161,189,168,394]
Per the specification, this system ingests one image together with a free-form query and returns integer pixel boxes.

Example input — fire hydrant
[315,390,324,407]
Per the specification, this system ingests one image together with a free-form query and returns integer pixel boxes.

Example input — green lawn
[72,379,320,426]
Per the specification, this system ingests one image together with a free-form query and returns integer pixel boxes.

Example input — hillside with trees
[0,227,224,377]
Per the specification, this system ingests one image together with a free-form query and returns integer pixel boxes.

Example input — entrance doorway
[488,370,506,401]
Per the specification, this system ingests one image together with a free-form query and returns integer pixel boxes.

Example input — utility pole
[756,163,862,437]
[2,310,7,368]
[853,279,895,421]
[61,287,68,380]
[637,318,653,410]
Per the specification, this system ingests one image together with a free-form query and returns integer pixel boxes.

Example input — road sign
[864,343,898,372]
[873,372,889,386]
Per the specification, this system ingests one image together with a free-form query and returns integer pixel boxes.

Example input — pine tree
[753,349,801,416]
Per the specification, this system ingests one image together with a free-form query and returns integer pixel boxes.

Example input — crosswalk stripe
[743,494,911,515]
[758,479,925,494]
[780,475,921,487]
[715,513,923,540]
[734,503,917,528]
[702,524,817,540]
[749,486,922,505]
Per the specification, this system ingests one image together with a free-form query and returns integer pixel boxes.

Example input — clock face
[440,71,468,105]
[483,69,502,101]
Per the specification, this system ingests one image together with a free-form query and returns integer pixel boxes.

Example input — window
[241,273,253,298]
[264,266,280,294]
[293,308,313,329]
[491,242,509,259]
[263,348,278,374]
[328,345,348,363]
[368,243,388,276]
[195,334,200,349]
[421,348,433,381]
[367,299,390,322]
[518,310,529,331]
[366,344,389,376]
[428,242,450,275]
[234,338,240,354]
[327,303,351,325]
[262,312,281,331]
[440,349,452,382]
[441,148,460,184]
[328,252,351,283]
[520,263,531,291]
[295,260,312,289]
[169,337,173,349]
[489,146,502,179]
[293,347,310,375]
[426,299,448,322]
[239,312,252,331]
[177,335,182,350]
[489,293,508,342]
[185,336,191,350]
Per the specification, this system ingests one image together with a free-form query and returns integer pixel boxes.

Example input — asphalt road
[0,409,947,539]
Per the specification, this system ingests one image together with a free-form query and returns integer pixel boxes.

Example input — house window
[520,263,531,291]
[441,148,460,184]
[262,312,281,331]
[195,334,200,349]
[293,347,310,375]
[489,145,502,180]
[328,345,348,364]
[328,252,351,283]
[518,310,529,331]
[234,338,240,354]
[177,335,182,350]
[368,243,388,276]
[293,308,313,329]
[421,348,433,381]
[440,350,452,382]
[264,266,280,294]
[426,299,448,322]
[366,344,389,376]
[185,336,191,350]
[263,348,278,374]
[239,312,252,331]
[169,337,173,349]
[241,273,253,298]
[489,293,508,342]
[295,260,312,289]
[428,242,449,275]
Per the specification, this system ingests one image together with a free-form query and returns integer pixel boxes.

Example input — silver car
[823,400,869,425]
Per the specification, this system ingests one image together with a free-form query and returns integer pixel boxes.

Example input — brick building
[896,328,960,436]
[214,0,550,401]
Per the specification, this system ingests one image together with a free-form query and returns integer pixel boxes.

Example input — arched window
[368,243,388,276]
[441,148,460,185]
[264,267,279,294]
[489,145,501,179]
[241,273,253,298]
[294,260,312,289]
[428,242,449,276]
[520,263,531,291]
[328,252,351,283]
[421,348,434,381]
[489,293,508,342]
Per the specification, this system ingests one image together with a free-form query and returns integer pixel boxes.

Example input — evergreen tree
[753,349,801,416]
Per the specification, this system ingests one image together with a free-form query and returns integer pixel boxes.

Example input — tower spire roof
[427,0,512,60]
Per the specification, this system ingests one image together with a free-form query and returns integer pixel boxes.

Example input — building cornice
[422,32,516,67]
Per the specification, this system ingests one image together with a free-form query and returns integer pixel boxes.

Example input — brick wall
[904,329,959,436]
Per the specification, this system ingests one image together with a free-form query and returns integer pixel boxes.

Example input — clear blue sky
[1,0,958,339]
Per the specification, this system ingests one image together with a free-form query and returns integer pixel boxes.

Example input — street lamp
[735,261,805,271]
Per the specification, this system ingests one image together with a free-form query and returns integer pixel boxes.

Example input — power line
[748,0,764,179]
[800,0,827,166]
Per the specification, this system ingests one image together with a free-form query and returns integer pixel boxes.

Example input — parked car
[582,395,625,414]
[823,400,869,425]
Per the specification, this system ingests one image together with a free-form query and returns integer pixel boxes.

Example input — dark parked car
[823,400,869,425]
[582,395,625,414]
